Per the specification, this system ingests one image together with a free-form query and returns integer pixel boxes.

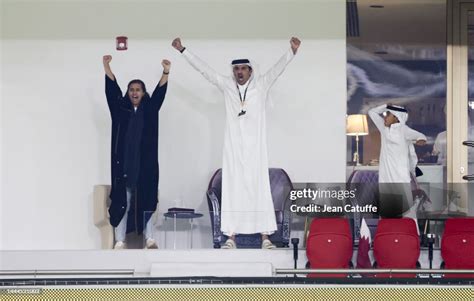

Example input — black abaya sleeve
[150,82,168,111]
[105,75,123,116]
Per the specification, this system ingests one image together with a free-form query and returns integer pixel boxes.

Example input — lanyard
[236,80,251,104]
[236,80,251,117]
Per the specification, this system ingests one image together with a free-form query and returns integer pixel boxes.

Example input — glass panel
[467,12,474,179]
[347,2,447,213]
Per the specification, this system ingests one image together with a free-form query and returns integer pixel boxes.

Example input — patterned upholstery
[206,168,293,248]
[347,170,430,240]
[346,170,380,240]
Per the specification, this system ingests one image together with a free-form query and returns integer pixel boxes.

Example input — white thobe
[433,131,447,166]
[368,105,427,183]
[434,126,474,167]
[182,48,295,235]
[369,105,426,220]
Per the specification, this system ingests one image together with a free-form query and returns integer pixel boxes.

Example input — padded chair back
[208,169,223,201]
[347,170,379,239]
[207,168,293,248]
[306,218,353,278]
[347,170,428,238]
[208,168,293,205]
[373,218,420,278]
[441,218,474,278]
[269,169,294,213]
[347,169,379,184]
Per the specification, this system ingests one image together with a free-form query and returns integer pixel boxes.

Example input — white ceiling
[0,0,344,40]
[1,0,449,60]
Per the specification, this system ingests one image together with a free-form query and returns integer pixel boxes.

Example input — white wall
[1,1,346,250]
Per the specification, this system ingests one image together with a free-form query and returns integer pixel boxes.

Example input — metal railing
[275,268,474,275]
[0,269,134,276]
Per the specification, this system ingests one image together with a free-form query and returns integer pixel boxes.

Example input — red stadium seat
[373,218,420,278]
[441,218,474,278]
[306,218,353,278]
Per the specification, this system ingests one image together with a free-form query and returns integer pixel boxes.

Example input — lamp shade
[346,114,369,136]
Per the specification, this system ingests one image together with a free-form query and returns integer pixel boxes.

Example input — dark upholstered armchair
[206,168,293,248]
[347,169,431,240]
[346,170,381,240]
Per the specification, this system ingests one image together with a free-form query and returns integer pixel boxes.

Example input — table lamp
[346,114,369,165]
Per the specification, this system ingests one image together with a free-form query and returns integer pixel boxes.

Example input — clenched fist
[172,38,185,52]
[415,140,427,146]
[290,37,301,54]
[103,55,112,65]
[162,59,171,73]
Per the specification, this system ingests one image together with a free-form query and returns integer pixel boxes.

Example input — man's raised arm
[172,37,225,89]
[368,104,387,133]
[260,37,301,90]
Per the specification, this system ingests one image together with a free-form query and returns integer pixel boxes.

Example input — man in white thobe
[368,104,427,222]
[172,37,301,249]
